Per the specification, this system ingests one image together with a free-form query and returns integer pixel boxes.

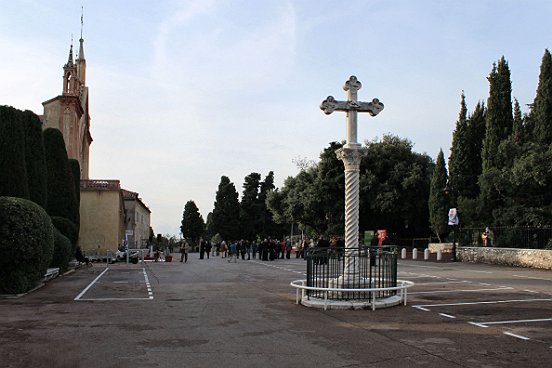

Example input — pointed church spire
[77,7,86,84]
[66,42,74,66]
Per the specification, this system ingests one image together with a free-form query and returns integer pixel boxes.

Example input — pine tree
[532,49,552,146]
[448,92,469,204]
[0,106,29,199]
[212,176,241,240]
[180,200,205,242]
[428,149,449,242]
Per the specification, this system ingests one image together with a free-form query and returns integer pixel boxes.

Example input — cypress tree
[482,57,513,172]
[464,101,486,198]
[240,172,262,240]
[428,149,449,242]
[532,49,552,146]
[23,110,48,208]
[212,176,241,240]
[259,171,277,237]
[448,92,469,204]
[480,57,513,223]
[0,106,29,199]
[180,200,205,242]
[43,128,78,224]
[512,98,523,144]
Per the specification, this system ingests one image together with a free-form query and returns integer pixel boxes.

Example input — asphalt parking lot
[0,255,550,367]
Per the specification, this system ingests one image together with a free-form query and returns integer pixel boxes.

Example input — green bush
[51,216,78,251]
[0,196,54,294]
[50,227,73,273]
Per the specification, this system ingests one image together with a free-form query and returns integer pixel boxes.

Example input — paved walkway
[0,253,550,367]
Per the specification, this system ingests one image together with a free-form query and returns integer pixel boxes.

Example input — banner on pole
[448,208,459,225]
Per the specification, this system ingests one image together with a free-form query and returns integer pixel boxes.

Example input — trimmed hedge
[50,227,73,273]
[0,196,54,294]
[0,106,29,199]
[43,128,78,224]
[51,216,79,250]
[23,110,47,208]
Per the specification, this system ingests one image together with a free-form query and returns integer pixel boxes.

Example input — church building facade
[40,27,152,257]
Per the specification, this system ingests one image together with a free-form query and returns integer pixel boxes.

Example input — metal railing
[304,246,398,302]
[459,227,552,249]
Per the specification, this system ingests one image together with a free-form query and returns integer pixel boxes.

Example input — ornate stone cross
[320,76,384,147]
[320,76,384,284]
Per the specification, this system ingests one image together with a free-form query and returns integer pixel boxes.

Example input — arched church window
[66,73,72,93]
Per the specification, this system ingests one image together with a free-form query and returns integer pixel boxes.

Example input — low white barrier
[290,279,415,311]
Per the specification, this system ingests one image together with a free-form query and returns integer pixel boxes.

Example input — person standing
[206,240,212,259]
[251,240,257,259]
[228,241,238,263]
[180,240,189,263]
[286,239,292,259]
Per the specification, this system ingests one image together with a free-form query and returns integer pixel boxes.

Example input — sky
[1,0,551,236]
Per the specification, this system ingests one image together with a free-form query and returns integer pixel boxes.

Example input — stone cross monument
[320,76,384,283]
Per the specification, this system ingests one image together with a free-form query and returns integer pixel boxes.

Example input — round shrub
[0,196,54,294]
[50,227,73,273]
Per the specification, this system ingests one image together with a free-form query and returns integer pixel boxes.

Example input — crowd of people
[178,235,350,263]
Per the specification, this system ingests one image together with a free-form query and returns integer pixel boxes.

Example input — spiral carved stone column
[336,146,366,284]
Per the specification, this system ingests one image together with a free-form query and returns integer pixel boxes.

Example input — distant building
[122,189,151,249]
[79,180,125,255]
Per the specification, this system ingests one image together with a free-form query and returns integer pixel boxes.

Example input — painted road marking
[409,286,513,295]
[74,267,109,300]
[468,322,488,328]
[470,318,552,327]
[439,313,456,319]
[413,306,430,311]
[75,267,153,301]
[251,260,307,275]
[513,274,552,282]
[413,298,552,309]
[504,332,531,340]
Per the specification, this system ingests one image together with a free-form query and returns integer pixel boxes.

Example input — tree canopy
[180,200,205,241]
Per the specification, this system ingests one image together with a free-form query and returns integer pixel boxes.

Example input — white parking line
[513,274,552,282]
[75,267,153,301]
[439,313,456,319]
[74,267,109,300]
[409,286,512,295]
[413,298,552,309]
[504,332,531,340]
[472,318,552,327]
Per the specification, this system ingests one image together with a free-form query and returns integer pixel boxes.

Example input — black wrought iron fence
[305,246,398,301]
[459,227,552,249]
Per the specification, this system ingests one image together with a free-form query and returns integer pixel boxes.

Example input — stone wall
[457,247,552,270]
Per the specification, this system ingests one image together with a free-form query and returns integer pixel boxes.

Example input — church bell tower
[41,14,92,179]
